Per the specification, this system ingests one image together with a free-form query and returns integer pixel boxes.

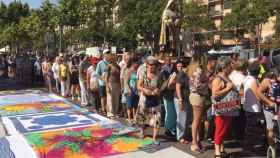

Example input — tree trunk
[255,24,262,56]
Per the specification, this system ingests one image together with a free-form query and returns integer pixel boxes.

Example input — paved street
[0,78,269,158]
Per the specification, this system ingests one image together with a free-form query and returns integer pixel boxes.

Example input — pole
[59,25,62,53]
[258,24,262,56]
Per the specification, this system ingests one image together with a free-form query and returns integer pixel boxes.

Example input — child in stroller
[266,72,280,158]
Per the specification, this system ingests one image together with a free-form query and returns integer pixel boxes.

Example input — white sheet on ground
[5,135,37,158]
[107,146,196,158]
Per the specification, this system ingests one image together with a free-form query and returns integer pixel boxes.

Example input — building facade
[193,0,276,47]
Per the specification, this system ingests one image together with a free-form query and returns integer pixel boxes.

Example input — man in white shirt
[243,62,275,154]
[228,59,247,144]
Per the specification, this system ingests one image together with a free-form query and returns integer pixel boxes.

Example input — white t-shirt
[243,75,261,113]
[119,60,127,80]
[229,70,245,91]
[52,63,60,79]
[34,61,41,75]
[87,66,96,80]
[87,66,99,88]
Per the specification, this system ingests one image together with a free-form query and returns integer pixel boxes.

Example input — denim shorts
[263,109,274,129]
[127,92,139,109]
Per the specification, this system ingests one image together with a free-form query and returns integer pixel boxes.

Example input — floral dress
[136,72,161,128]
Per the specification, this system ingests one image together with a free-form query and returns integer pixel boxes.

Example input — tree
[39,0,59,30]
[223,0,276,52]
[71,0,117,47]
[6,1,30,24]
[182,0,214,49]
[19,11,46,50]
[0,2,7,29]
[117,0,168,48]
[0,1,30,53]
[182,0,213,32]
[271,0,280,48]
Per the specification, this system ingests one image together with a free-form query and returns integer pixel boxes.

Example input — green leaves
[182,1,214,31]
[223,0,275,33]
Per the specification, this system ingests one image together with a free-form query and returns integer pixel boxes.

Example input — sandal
[190,146,203,154]
[214,155,222,158]
[221,151,229,157]
[179,139,189,144]
[198,142,205,151]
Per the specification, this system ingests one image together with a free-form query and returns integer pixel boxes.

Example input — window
[224,0,232,9]
[208,6,221,16]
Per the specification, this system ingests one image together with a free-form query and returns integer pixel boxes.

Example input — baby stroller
[267,79,280,158]
[267,105,280,158]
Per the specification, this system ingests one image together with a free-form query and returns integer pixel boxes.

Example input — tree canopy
[0,0,278,54]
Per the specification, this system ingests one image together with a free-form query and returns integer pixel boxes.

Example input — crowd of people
[1,50,279,157]
[0,53,37,85]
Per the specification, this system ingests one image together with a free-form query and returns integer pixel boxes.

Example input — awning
[208,46,242,54]
[0,46,9,53]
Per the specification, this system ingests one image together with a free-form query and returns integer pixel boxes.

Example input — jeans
[79,79,88,106]
[55,78,60,93]
[163,97,176,134]
[174,98,189,140]
[61,80,67,96]
[88,91,98,110]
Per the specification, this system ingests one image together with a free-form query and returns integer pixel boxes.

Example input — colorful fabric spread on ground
[0,93,64,106]
[0,101,81,116]
[25,125,153,158]
[2,112,112,134]
[0,89,43,96]
[0,90,152,158]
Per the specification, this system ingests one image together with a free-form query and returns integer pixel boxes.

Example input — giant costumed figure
[159,0,181,55]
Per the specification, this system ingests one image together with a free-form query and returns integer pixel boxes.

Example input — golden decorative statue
[159,0,181,54]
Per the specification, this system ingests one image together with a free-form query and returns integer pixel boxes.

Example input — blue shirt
[96,59,109,86]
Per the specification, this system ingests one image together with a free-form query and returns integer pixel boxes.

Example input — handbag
[212,76,241,114]
[212,90,241,114]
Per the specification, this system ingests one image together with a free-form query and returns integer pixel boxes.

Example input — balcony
[208,0,222,4]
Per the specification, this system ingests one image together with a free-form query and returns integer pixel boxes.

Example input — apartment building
[194,0,276,47]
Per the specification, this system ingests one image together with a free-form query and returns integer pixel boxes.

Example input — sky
[2,0,58,8]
